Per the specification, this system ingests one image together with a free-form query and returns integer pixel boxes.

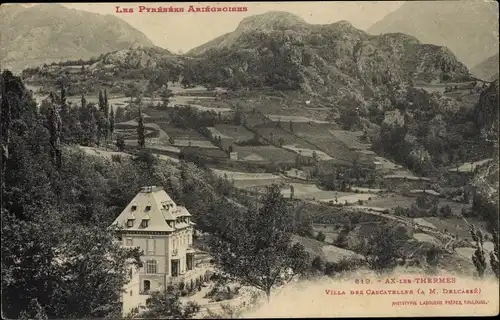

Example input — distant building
[373,161,384,170]
[229,151,238,160]
[110,186,204,316]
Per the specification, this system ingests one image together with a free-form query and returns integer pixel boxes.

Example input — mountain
[0,4,155,73]
[367,1,499,68]
[185,11,471,97]
[471,53,499,81]
[21,46,184,96]
[187,11,310,56]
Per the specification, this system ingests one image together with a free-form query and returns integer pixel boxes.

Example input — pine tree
[137,107,145,148]
[59,84,70,143]
[1,72,11,179]
[104,89,109,116]
[109,105,115,137]
[48,104,62,169]
[490,230,499,279]
[60,83,66,105]
[81,94,86,109]
[88,105,97,146]
[470,225,487,278]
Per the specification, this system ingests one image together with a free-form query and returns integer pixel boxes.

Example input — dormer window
[141,214,150,228]
[131,205,137,211]
[145,205,151,211]
[127,219,134,228]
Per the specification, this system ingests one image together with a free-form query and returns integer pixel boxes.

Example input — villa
[110,186,205,315]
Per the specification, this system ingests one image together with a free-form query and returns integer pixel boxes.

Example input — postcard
[1,1,498,319]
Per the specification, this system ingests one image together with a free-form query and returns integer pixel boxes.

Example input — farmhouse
[110,186,204,315]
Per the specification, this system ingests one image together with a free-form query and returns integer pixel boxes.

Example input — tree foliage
[136,286,200,319]
[209,184,309,301]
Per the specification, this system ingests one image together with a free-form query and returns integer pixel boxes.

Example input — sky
[31,2,405,53]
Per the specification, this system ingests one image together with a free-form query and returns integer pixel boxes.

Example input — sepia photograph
[1,1,499,318]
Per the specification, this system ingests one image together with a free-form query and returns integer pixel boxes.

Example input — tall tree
[1,71,12,181]
[48,105,62,169]
[88,105,98,146]
[97,90,109,143]
[491,230,499,279]
[210,184,309,302]
[363,223,408,273]
[104,89,109,115]
[81,94,86,109]
[137,107,145,149]
[109,105,115,137]
[470,225,487,278]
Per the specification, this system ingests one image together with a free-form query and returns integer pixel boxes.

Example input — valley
[2,3,498,320]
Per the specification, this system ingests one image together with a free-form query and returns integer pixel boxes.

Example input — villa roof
[110,186,192,232]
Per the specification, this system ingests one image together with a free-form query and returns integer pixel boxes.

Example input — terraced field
[156,124,205,140]
[265,114,331,123]
[328,130,371,151]
[291,235,364,264]
[282,146,333,160]
[211,168,284,188]
[233,145,297,163]
[214,124,254,141]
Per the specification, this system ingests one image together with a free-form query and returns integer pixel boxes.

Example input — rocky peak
[236,11,308,33]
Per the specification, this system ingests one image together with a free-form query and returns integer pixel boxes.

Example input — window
[141,220,148,228]
[127,219,134,227]
[129,268,133,278]
[130,290,133,296]
[145,205,151,211]
[131,205,137,211]
[126,238,133,246]
[143,280,151,292]
[147,239,155,254]
[146,260,157,274]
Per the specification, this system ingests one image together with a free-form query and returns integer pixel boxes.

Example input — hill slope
[367,1,499,68]
[185,11,471,97]
[0,4,155,72]
[471,53,499,81]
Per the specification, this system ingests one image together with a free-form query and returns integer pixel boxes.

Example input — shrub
[181,289,188,297]
[315,231,326,242]
[438,204,453,218]
[325,257,365,275]
[116,137,126,151]
[111,154,122,163]
[312,256,324,271]
[190,279,195,292]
